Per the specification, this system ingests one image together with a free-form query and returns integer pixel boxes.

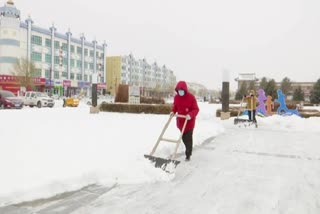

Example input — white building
[234,73,259,90]
[0,0,107,96]
[110,54,176,95]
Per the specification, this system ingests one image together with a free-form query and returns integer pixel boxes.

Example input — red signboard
[97,83,107,89]
[33,77,45,85]
[63,80,71,87]
[0,75,17,83]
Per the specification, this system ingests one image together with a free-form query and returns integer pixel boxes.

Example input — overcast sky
[12,0,320,90]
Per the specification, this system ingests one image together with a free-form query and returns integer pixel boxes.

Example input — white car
[24,91,55,108]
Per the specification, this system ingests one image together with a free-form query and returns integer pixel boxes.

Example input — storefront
[97,83,107,95]
[33,77,46,92]
[0,75,45,95]
[0,75,20,94]
[45,79,54,95]
[53,80,63,96]
[63,80,71,97]
[78,81,91,97]
[68,80,78,97]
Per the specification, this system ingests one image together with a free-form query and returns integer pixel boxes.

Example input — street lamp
[142,58,146,96]
[129,54,133,85]
[49,67,52,96]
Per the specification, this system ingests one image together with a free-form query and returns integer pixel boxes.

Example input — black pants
[248,110,257,123]
[182,129,193,158]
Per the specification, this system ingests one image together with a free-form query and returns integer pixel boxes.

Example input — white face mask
[178,90,185,96]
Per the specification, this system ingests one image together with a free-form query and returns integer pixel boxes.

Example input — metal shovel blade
[234,118,251,125]
[144,154,180,172]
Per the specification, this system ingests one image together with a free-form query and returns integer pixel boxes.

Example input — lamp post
[49,67,52,96]
[142,58,146,96]
[129,54,133,85]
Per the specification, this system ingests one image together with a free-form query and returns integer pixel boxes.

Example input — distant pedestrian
[244,90,257,123]
[171,81,199,161]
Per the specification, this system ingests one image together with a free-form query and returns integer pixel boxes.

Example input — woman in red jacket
[171,81,199,161]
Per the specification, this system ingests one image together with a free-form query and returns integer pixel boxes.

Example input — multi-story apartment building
[0,0,107,96]
[106,54,176,96]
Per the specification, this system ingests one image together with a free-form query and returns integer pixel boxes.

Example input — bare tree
[11,58,37,90]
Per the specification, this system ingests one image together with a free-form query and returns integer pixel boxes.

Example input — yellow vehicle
[63,97,79,107]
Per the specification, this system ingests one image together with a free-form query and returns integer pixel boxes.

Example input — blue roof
[32,25,51,36]
[0,3,20,18]
[18,21,104,51]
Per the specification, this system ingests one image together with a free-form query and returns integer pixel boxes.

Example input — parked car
[24,91,55,108]
[63,97,79,107]
[0,90,24,109]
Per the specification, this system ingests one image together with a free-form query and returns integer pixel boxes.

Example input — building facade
[235,73,259,90]
[0,0,107,96]
[106,54,176,96]
[235,73,315,101]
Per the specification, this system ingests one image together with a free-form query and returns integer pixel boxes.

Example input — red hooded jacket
[172,81,199,133]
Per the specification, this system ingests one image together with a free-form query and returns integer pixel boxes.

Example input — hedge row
[216,108,240,117]
[99,103,172,114]
[140,97,165,104]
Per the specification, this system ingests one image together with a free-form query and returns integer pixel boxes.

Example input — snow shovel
[144,114,188,172]
[234,96,258,127]
[234,97,250,125]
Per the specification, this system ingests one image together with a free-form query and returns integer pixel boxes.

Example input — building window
[54,71,59,79]
[63,58,67,66]
[45,38,51,48]
[76,74,82,80]
[45,54,52,63]
[71,45,75,53]
[89,50,94,57]
[70,59,75,67]
[34,69,42,77]
[84,62,88,69]
[54,41,60,49]
[61,43,68,51]
[76,60,81,68]
[31,52,42,62]
[84,75,88,81]
[62,72,68,78]
[31,35,42,46]
[89,63,94,70]
[77,47,82,55]
[45,69,50,78]
[84,48,88,56]
[70,73,75,80]
[54,56,60,65]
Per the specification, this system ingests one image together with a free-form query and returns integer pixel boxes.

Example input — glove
[186,114,191,120]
